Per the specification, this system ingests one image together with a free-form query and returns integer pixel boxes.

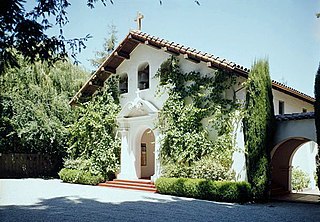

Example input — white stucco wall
[273,90,314,115]
[114,43,314,183]
[116,44,170,109]
[292,141,318,189]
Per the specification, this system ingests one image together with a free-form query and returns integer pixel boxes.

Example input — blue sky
[35,0,320,96]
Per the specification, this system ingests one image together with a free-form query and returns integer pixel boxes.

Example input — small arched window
[138,63,149,90]
[119,73,128,94]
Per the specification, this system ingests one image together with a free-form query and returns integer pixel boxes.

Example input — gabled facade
[70,30,315,182]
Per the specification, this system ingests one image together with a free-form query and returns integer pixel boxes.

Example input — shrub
[63,158,92,171]
[161,155,234,181]
[292,167,310,192]
[58,168,104,185]
[161,163,192,178]
[156,177,251,203]
[191,155,235,181]
[66,79,121,180]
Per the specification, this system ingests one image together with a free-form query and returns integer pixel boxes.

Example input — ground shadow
[1,194,320,222]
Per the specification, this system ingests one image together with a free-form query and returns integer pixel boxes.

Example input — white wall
[115,43,314,183]
[116,44,170,109]
[292,141,318,189]
[273,90,314,115]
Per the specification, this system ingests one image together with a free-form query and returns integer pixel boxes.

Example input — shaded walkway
[272,193,320,204]
[1,179,320,222]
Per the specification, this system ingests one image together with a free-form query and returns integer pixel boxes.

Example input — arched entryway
[140,129,155,179]
[271,137,318,194]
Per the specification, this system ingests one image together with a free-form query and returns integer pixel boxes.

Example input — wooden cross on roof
[134,12,144,31]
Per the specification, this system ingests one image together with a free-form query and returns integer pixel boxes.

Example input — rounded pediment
[118,97,158,118]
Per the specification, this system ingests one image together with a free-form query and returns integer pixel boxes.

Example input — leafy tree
[1,1,199,74]
[0,0,113,74]
[90,24,117,68]
[291,167,310,192]
[314,63,320,187]
[66,76,121,180]
[0,56,89,156]
[243,59,275,201]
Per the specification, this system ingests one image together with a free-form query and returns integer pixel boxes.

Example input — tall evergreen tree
[243,59,275,201]
[314,63,320,187]
[90,25,117,68]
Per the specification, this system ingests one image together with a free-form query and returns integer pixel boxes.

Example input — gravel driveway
[1,179,319,222]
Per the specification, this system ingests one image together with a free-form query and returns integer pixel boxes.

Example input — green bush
[58,168,104,185]
[66,78,120,180]
[191,155,235,181]
[292,167,310,192]
[162,156,234,181]
[156,177,251,203]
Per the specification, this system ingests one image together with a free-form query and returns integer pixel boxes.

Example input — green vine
[66,75,121,180]
[156,56,242,180]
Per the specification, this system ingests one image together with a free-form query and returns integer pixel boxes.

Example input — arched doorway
[140,129,155,179]
[271,137,318,195]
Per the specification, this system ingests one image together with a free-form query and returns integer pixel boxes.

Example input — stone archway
[140,129,155,179]
[271,137,317,194]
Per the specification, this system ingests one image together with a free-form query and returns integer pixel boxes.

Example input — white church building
[70,30,316,191]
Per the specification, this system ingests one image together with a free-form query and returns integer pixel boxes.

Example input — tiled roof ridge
[69,30,315,105]
[271,80,314,102]
[129,30,250,74]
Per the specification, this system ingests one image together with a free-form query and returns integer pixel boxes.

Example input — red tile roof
[276,112,315,121]
[69,30,315,105]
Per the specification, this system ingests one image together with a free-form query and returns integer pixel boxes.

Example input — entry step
[98,179,157,193]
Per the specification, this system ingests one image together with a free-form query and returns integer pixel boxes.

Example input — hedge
[58,168,104,185]
[155,177,251,203]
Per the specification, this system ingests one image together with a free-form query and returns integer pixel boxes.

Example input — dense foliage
[0,57,88,157]
[162,155,234,181]
[155,177,251,203]
[156,56,241,179]
[314,63,320,187]
[58,168,104,185]
[243,59,274,201]
[64,76,121,180]
[291,167,310,192]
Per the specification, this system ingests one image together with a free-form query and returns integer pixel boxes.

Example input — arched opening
[119,73,128,94]
[137,62,149,90]
[291,141,318,193]
[271,137,319,196]
[140,128,155,179]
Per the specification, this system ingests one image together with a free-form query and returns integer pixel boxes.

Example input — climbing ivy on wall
[156,56,241,180]
[314,63,320,188]
[242,59,275,201]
